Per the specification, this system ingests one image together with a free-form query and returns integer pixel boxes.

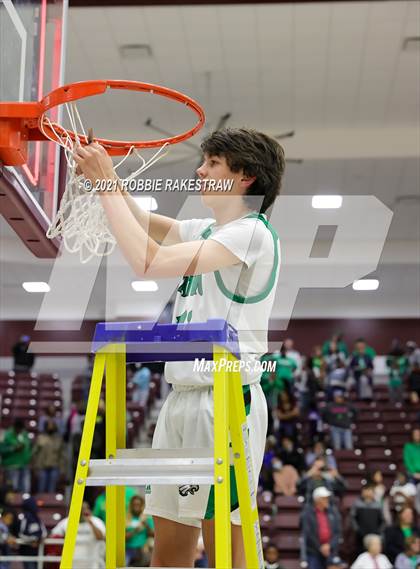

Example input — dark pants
[37,467,59,493]
[306,554,327,569]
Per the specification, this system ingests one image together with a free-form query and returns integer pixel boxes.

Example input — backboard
[0,0,67,257]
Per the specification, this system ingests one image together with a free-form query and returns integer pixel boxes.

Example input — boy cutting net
[73,128,285,567]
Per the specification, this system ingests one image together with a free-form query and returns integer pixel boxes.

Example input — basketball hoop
[0,80,205,262]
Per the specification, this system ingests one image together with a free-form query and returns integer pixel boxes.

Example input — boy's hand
[73,143,114,185]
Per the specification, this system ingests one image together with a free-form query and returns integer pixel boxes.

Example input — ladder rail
[59,326,263,569]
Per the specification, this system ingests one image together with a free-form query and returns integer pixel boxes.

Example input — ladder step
[116,447,213,459]
[86,448,217,486]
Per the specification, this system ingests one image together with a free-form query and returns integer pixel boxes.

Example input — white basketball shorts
[144,382,268,528]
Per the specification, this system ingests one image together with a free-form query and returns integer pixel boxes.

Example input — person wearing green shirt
[261,352,284,401]
[0,418,32,493]
[125,495,154,566]
[276,347,297,394]
[404,429,420,482]
[92,486,139,522]
[260,351,283,435]
[322,334,348,358]
[260,347,296,407]
[394,536,420,569]
[260,352,283,395]
[352,337,376,359]
[311,345,326,381]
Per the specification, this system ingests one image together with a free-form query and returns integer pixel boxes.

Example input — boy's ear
[241,175,256,189]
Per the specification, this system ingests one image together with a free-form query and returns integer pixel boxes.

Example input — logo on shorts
[179,484,200,497]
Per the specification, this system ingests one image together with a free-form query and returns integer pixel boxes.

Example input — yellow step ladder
[60,319,264,569]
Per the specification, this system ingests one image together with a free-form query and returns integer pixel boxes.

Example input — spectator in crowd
[0,419,32,493]
[260,351,286,433]
[38,404,64,436]
[125,495,154,566]
[297,357,321,413]
[51,501,105,569]
[311,345,326,380]
[408,362,420,404]
[275,345,298,397]
[276,391,299,444]
[322,333,348,359]
[323,343,342,381]
[367,470,387,505]
[264,544,286,569]
[384,506,419,564]
[350,534,392,569]
[278,437,305,473]
[65,401,86,477]
[93,486,139,523]
[322,390,356,450]
[194,534,208,568]
[395,536,420,569]
[406,341,420,369]
[305,441,337,471]
[350,484,385,553]
[131,364,152,407]
[297,457,346,502]
[260,352,276,403]
[352,337,376,359]
[307,404,324,443]
[0,510,16,569]
[18,497,47,569]
[32,420,66,493]
[301,486,342,569]
[386,341,410,404]
[11,335,35,372]
[283,338,302,377]
[325,359,348,401]
[65,401,85,443]
[80,353,95,400]
[260,436,279,493]
[348,339,374,400]
[390,472,417,511]
[404,428,420,482]
[0,472,14,513]
[272,437,305,496]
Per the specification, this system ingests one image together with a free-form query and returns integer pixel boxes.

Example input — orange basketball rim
[0,79,206,166]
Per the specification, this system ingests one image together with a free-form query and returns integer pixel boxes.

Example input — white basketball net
[40,102,169,263]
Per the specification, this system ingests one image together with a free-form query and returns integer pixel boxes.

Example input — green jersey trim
[200,212,279,304]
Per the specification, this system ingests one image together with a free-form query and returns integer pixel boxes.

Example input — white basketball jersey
[164,212,280,386]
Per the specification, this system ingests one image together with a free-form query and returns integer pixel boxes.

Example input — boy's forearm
[100,192,158,275]
[120,185,180,244]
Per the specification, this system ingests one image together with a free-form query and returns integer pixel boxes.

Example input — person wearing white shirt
[350,534,392,569]
[390,473,417,508]
[51,501,105,569]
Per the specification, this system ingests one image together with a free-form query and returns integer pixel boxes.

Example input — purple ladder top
[92,318,240,363]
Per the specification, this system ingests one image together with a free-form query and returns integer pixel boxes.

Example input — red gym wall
[0,319,419,358]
